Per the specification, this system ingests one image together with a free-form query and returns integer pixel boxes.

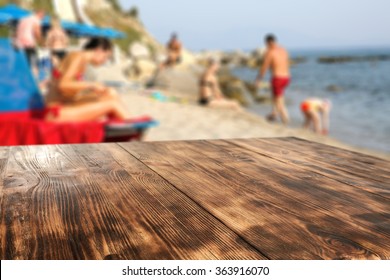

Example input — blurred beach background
[118,0,390,155]
[0,0,389,157]
[234,48,390,153]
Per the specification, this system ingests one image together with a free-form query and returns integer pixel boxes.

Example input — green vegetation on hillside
[126,7,139,18]
[0,0,53,14]
[105,0,122,13]
[87,8,146,54]
[32,0,54,15]
[0,26,9,38]
[0,0,11,38]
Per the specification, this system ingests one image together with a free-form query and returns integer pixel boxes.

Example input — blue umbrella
[0,4,31,20]
[41,16,126,39]
[69,24,124,38]
[42,16,80,30]
[0,5,125,39]
[100,28,125,39]
[0,13,11,25]
[74,24,102,37]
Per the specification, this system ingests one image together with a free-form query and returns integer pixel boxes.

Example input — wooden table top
[0,138,389,260]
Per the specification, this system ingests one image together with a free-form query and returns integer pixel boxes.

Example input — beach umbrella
[68,24,121,38]
[42,16,80,30]
[0,4,31,20]
[41,16,126,39]
[76,24,102,37]
[0,13,11,25]
[100,28,125,39]
[41,17,94,36]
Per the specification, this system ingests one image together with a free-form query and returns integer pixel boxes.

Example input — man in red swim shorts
[255,34,290,124]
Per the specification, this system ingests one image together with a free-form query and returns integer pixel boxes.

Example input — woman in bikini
[301,98,332,135]
[46,37,130,122]
[199,59,241,110]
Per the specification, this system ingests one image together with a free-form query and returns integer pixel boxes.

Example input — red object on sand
[0,111,105,146]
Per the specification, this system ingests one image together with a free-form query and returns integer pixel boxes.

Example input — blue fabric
[69,24,125,39]
[131,121,159,130]
[0,13,11,24]
[42,16,125,39]
[1,5,125,38]
[0,4,31,20]
[0,38,45,112]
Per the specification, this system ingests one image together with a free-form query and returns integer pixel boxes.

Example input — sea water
[233,48,390,154]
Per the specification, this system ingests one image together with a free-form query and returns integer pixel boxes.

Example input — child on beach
[301,98,332,135]
[45,37,130,122]
[199,59,241,110]
[15,9,45,78]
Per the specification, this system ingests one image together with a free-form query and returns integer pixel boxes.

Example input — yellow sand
[121,91,389,160]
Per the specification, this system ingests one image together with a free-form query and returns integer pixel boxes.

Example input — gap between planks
[115,142,271,259]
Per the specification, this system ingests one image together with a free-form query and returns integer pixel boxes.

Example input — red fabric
[0,111,105,146]
[52,68,83,81]
[0,120,105,146]
[301,102,311,112]
[0,111,33,121]
[0,111,154,146]
[271,77,290,97]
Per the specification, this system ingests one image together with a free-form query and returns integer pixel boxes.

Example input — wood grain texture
[0,147,10,189]
[0,144,265,260]
[228,138,390,199]
[120,140,390,260]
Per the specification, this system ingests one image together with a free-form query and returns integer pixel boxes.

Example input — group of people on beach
[15,11,68,72]
[14,9,330,135]
[255,34,331,135]
[15,9,129,123]
[198,34,331,135]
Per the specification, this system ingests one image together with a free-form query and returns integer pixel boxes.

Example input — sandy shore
[120,89,390,160]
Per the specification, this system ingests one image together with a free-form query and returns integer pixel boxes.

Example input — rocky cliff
[84,0,164,55]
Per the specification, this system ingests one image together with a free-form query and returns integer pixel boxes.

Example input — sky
[119,0,390,51]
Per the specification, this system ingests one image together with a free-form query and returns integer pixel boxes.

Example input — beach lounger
[0,38,157,146]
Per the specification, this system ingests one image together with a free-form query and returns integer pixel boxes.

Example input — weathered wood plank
[120,140,390,260]
[209,139,390,236]
[228,138,390,199]
[0,146,11,258]
[281,138,390,178]
[0,144,264,260]
[0,147,10,191]
[0,145,76,260]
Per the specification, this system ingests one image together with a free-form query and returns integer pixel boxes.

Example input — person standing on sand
[255,34,290,124]
[301,98,331,135]
[15,9,45,67]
